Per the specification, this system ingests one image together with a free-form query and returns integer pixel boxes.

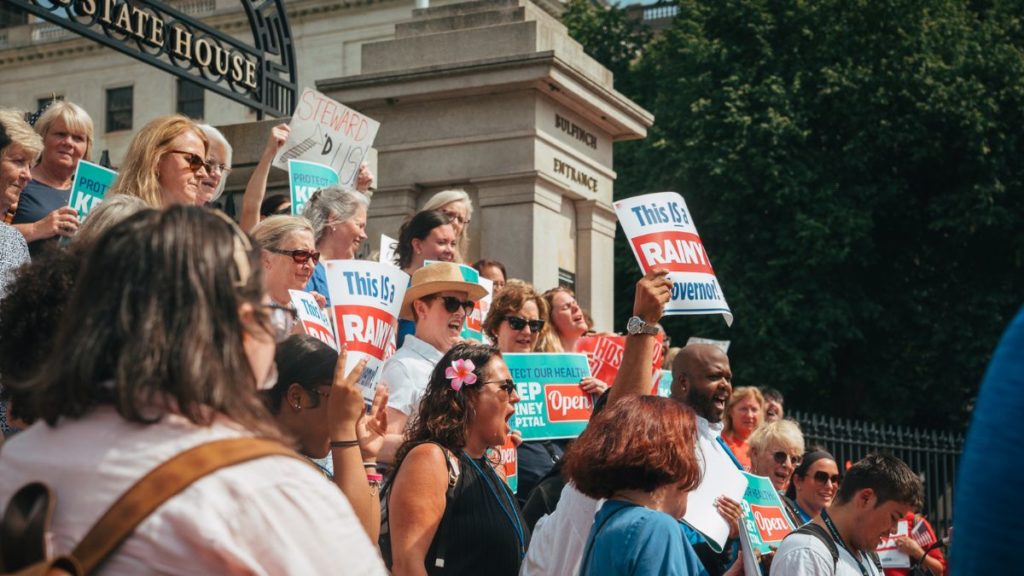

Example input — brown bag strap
[68,437,304,574]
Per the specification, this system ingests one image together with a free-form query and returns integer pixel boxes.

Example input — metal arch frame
[7,0,297,119]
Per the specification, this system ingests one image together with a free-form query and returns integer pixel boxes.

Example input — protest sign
[273,87,380,188]
[614,192,732,326]
[288,159,339,216]
[910,517,936,549]
[682,437,749,552]
[505,353,593,441]
[467,276,493,343]
[325,260,409,400]
[288,289,336,350]
[500,434,518,493]
[423,260,487,342]
[379,233,399,267]
[655,370,673,397]
[68,160,116,221]
[576,333,664,385]
[686,336,731,353]
[739,473,796,556]
[877,519,911,568]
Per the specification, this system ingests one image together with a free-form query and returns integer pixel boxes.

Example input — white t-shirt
[519,483,600,576]
[0,406,386,576]
[772,532,883,576]
[381,334,443,416]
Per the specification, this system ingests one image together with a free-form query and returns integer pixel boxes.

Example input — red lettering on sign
[500,435,517,479]
[334,304,396,359]
[751,505,792,543]
[631,231,715,275]
[545,384,593,422]
[302,321,335,347]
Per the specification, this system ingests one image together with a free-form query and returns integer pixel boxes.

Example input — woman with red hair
[564,395,708,575]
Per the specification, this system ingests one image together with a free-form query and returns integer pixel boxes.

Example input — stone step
[396,5,527,38]
[411,0,525,20]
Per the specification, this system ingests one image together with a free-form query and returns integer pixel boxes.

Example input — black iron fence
[790,410,963,537]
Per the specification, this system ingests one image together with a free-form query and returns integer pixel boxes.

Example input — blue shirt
[581,500,709,576]
[304,262,330,306]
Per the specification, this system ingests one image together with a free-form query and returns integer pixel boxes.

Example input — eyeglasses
[261,303,297,342]
[168,150,208,174]
[812,471,842,486]
[772,452,803,466]
[505,315,544,332]
[267,247,320,265]
[481,379,518,398]
[431,295,475,315]
[442,211,470,226]
[205,161,231,176]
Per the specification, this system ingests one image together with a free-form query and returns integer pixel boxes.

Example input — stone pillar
[316,0,652,330]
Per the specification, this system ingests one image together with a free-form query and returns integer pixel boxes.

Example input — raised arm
[239,123,289,233]
[607,268,672,407]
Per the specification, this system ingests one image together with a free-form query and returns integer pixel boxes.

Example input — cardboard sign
[288,159,339,216]
[423,260,487,342]
[325,260,409,400]
[68,160,117,221]
[682,435,749,552]
[379,233,398,267]
[739,473,796,556]
[500,434,518,493]
[614,192,732,326]
[273,87,380,188]
[505,353,593,441]
[576,333,664,385]
[289,289,336,350]
[877,520,911,568]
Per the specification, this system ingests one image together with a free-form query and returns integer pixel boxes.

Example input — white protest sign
[288,289,336,350]
[681,435,749,552]
[686,336,731,353]
[614,192,732,326]
[877,519,911,568]
[325,260,409,400]
[273,87,381,188]
[379,233,399,267]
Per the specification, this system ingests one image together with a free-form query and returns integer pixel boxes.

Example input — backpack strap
[63,437,304,574]
[792,522,839,573]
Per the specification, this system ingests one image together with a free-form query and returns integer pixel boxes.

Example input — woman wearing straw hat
[378,262,487,466]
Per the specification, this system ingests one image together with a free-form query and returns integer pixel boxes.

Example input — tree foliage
[565,0,1024,429]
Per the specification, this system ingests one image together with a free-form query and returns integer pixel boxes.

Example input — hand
[894,535,925,561]
[634,268,672,324]
[715,495,743,539]
[356,162,375,193]
[327,346,369,439]
[358,385,389,462]
[579,376,608,396]
[263,123,290,158]
[38,206,79,238]
[310,291,327,308]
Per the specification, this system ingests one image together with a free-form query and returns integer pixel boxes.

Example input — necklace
[463,452,526,559]
[820,509,873,576]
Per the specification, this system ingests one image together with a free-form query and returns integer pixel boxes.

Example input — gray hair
[748,418,805,457]
[302,185,370,245]
[198,124,233,201]
[73,195,149,248]
[422,189,472,221]
[251,215,315,250]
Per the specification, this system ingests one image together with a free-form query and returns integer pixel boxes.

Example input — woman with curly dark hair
[564,395,707,576]
[383,342,528,576]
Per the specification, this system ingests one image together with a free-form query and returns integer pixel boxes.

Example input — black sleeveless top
[425,451,531,575]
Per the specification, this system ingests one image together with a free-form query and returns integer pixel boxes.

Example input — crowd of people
[0,101,959,575]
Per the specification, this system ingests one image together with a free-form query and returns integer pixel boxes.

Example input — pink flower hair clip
[446,359,478,392]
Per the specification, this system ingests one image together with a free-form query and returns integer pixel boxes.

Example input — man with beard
[672,344,745,575]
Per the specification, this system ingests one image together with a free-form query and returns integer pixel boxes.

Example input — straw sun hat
[400,262,488,320]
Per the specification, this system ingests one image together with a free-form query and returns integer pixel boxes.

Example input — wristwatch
[626,316,659,336]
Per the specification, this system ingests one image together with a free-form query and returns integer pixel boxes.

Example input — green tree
[566,0,1024,429]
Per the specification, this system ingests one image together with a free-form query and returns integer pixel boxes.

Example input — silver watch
[626,316,659,336]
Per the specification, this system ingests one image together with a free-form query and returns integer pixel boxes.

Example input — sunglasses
[812,471,842,485]
[482,378,518,398]
[772,452,803,466]
[505,315,545,332]
[168,150,208,174]
[267,247,320,265]
[431,295,475,315]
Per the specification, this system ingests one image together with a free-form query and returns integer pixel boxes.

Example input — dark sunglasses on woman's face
[772,452,803,466]
[168,150,208,173]
[813,471,842,485]
[482,378,518,398]
[267,247,321,265]
[505,315,544,332]
[435,295,475,315]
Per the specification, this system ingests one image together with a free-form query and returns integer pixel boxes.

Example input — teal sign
[288,159,339,216]
[656,370,672,397]
[740,473,796,555]
[68,160,116,220]
[505,353,593,441]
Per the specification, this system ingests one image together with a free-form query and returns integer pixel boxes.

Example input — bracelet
[330,439,360,449]
[362,461,377,468]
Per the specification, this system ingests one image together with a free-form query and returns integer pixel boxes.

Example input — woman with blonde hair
[12,100,92,254]
[108,115,209,207]
[422,188,472,261]
[251,215,317,339]
[0,109,43,297]
[721,385,764,470]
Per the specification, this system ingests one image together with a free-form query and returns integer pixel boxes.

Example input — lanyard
[463,453,526,560]
[820,509,873,576]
